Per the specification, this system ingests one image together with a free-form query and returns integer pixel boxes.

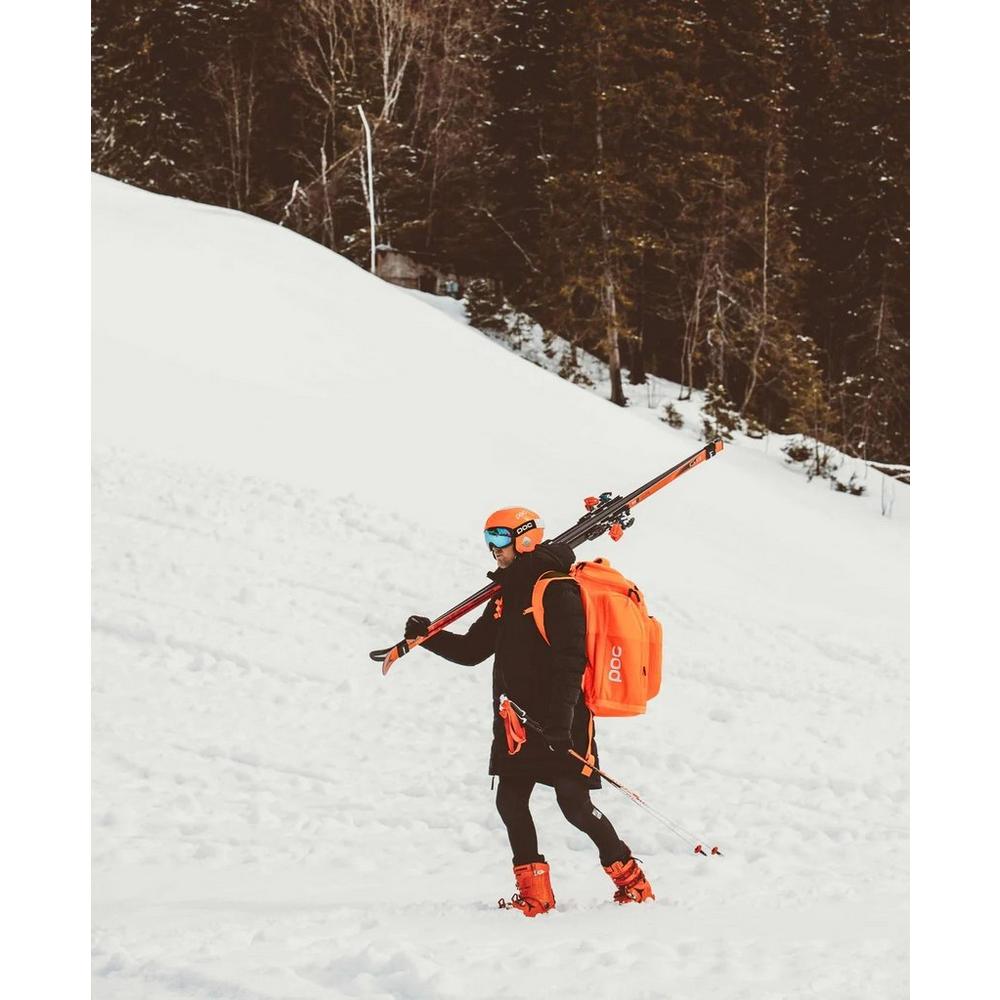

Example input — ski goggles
[484,527,515,550]
[485,518,540,550]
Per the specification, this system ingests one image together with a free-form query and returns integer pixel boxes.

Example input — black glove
[404,615,431,640]
[542,727,573,755]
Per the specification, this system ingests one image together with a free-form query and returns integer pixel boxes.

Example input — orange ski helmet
[484,507,545,554]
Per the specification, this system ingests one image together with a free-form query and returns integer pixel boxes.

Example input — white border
[0,4,90,994]
[912,2,998,997]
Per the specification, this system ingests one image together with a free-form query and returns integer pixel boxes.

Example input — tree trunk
[628,248,649,385]
[680,258,707,401]
[859,281,888,464]
[207,45,257,211]
[742,140,772,414]
[594,30,626,406]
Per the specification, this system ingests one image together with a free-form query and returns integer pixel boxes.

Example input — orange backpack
[527,558,663,717]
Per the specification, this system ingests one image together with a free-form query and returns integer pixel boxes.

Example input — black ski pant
[495,775,630,868]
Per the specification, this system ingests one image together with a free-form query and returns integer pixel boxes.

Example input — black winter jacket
[423,541,600,788]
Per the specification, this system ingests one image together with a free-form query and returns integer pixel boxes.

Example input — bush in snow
[541,327,558,360]
[700,383,742,441]
[659,402,684,429]
[782,435,845,486]
[464,278,508,334]
[783,438,813,465]
[558,343,594,387]
[507,310,533,352]
[833,473,866,496]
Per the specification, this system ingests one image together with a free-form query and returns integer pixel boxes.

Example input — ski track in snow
[92,176,907,999]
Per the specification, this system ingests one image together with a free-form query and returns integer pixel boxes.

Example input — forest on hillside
[92,1,909,466]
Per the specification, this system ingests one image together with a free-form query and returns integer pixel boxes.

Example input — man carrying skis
[405,507,654,916]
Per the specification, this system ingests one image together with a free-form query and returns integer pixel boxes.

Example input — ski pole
[501,696,722,858]
[371,439,724,674]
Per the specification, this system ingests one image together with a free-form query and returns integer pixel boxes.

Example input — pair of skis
[369,438,724,674]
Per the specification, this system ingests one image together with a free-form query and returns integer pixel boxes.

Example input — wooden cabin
[375,247,462,298]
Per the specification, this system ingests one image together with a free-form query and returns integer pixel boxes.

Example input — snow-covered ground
[92,174,909,999]
[407,287,909,502]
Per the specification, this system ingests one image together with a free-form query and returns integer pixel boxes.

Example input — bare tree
[741,137,773,414]
[205,41,258,211]
[593,30,626,406]
[282,0,440,248]
[368,0,424,122]
[678,263,707,402]
[410,0,499,249]
[285,0,362,248]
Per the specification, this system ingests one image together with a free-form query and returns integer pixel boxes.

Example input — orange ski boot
[499,860,555,917]
[604,856,655,904]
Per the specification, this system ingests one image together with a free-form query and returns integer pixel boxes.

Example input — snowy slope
[405,286,909,506]
[92,174,909,1000]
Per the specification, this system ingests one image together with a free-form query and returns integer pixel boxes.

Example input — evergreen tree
[785,0,909,462]
[92,1,260,199]
[540,1,667,406]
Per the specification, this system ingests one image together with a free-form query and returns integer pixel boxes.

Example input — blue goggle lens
[484,528,514,550]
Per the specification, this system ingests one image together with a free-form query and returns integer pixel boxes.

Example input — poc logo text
[608,645,623,683]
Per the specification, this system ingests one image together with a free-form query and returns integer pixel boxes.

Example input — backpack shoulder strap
[524,570,576,645]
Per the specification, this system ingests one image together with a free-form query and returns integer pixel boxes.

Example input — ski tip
[372,638,415,674]
[694,844,707,856]
[711,846,722,856]
[380,639,414,675]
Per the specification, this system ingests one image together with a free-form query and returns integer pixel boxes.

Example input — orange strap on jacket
[579,713,596,777]
[498,699,527,756]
